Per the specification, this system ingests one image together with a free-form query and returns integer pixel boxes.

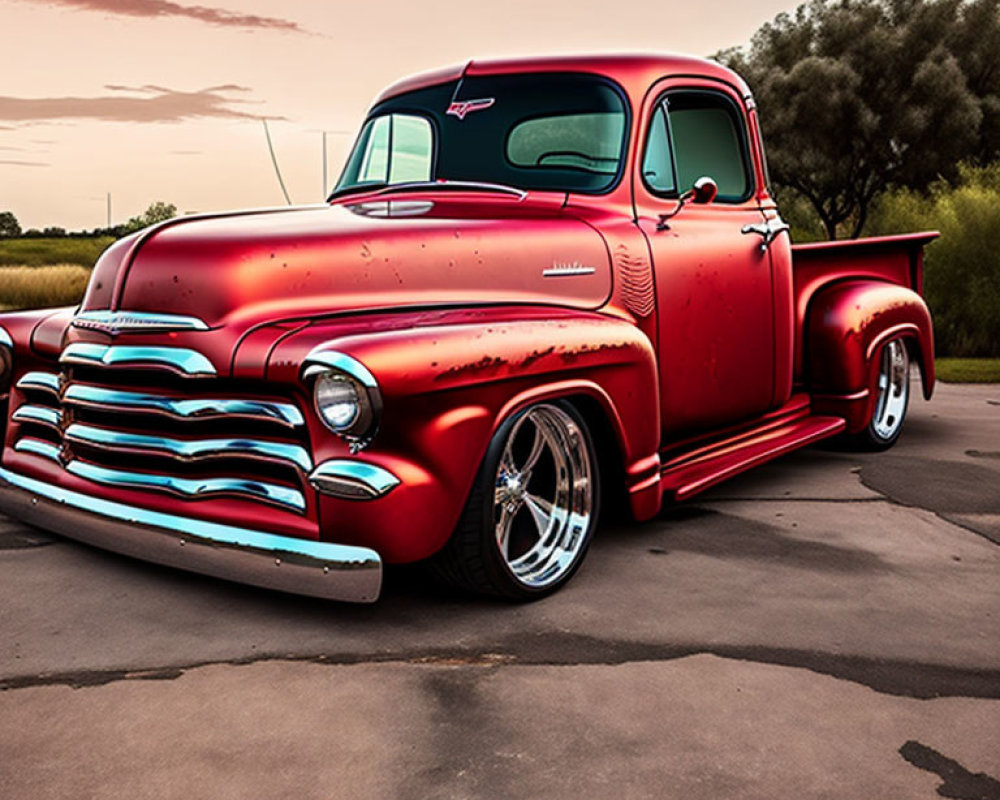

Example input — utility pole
[106,192,111,229]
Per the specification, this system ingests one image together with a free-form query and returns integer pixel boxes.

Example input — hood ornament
[71,311,209,335]
[446,98,495,120]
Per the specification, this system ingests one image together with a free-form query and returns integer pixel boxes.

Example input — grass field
[935,358,1000,383]
[0,265,91,311]
[0,237,114,268]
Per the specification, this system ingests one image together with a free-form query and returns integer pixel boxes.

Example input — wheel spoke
[523,491,555,538]
[521,423,547,474]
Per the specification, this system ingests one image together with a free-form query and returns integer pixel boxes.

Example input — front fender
[271,307,660,562]
[807,280,934,431]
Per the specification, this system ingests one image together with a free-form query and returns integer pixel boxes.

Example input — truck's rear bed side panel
[790,232,939,381]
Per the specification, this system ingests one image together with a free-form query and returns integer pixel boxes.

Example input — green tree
[0,211,22,238]
[718,0,997,239]
[123,201,177,234]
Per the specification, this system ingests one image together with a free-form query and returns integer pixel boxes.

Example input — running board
[660,415,846,502]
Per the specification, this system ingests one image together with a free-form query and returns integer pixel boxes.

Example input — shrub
[866,164,1000,356]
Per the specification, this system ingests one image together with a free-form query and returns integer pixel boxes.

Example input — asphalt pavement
[0,380,997,799]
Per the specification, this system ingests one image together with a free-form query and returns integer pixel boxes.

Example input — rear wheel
[848,338,911,451]
[432,401,599,599]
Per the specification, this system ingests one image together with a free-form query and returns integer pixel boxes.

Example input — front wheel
[848,338,911,451]
[431,401,599,600]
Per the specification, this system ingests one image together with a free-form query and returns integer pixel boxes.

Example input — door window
[642,90,752,202]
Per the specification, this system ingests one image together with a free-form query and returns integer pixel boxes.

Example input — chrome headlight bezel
[302,350,382,449]
[0,326,12,393]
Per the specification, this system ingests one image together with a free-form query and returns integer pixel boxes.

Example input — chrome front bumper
[0,467,382,603]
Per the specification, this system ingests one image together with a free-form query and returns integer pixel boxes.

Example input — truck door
[637,86,775,436]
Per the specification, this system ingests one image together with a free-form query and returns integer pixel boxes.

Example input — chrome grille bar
[60,343,216,376]
[16,371,61,395]
[12,404,62,429]
[64,422,313,472]
[63,384,304,427]
[66,460,306,512]
[14,438,61,462]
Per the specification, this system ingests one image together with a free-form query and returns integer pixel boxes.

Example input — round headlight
[314,372,364,431]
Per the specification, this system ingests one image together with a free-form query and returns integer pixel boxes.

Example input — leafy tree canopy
[123,201,177,234]
[0,211,22,238]
[718,0,1000,238]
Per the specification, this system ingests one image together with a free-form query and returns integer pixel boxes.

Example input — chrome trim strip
[309,459,401,500]
[0,466,382,603]
[60,343,217,376]
[542,265,597,277]
[301,349,378,387]
[66,460,306,512]
[72,311,209,333]
[12,404,62,428]
[14,438,62,463]
[63,384,305,427]
[16,371,61,394]
[0,327,11,348]
[64,423,313,472]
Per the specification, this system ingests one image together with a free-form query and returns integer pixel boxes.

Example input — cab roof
[374,53,752,107]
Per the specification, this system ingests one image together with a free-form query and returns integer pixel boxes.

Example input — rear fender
[807,280,934,432]
[273,311,661,562]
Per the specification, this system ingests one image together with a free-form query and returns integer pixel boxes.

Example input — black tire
[846,337,911,451]
[430,401,600,600]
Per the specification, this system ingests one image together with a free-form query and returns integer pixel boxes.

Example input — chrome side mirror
[656,176,719,230]
[689,176,718,205]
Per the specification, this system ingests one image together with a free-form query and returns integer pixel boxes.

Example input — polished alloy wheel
[432,400,599,598]
[871,339,909,442]
[492,404,594,589]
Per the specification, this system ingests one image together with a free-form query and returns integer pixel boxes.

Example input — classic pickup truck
[0,54,936,603]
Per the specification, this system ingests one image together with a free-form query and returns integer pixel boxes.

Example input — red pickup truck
[0,54,936,603]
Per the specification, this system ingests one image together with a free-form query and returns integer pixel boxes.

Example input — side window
[642,90,752,202]
[338,113,433,189]
[641,105,675,193]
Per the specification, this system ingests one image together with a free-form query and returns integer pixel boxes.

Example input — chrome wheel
[871,339,909,442]
[492,404,594,590]
[432,400,599,599]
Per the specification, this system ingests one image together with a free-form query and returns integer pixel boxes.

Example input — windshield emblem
[446,98,495,120]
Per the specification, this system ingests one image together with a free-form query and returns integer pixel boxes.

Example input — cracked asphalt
[1,381,997,799]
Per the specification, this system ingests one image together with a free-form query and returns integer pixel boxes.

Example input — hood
[81,196,612,331]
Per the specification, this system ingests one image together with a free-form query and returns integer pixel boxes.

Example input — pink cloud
[0,159,50,167]
[0,85,282,124]
[21,0,304,31]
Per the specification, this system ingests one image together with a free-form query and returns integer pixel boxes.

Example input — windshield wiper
[327,182,389,201]
[332,180,527,202]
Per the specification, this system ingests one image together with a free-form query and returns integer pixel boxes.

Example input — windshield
[335,73,629,196]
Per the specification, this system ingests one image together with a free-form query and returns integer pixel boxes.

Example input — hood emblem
[71,311,209,335]
[446,98,495,120]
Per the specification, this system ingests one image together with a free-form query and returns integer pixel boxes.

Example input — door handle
[741,220,790,252]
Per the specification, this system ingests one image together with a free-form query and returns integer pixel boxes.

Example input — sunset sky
[1,0,803,230]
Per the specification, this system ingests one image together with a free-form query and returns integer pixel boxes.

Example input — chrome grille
[9,346,311,513]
